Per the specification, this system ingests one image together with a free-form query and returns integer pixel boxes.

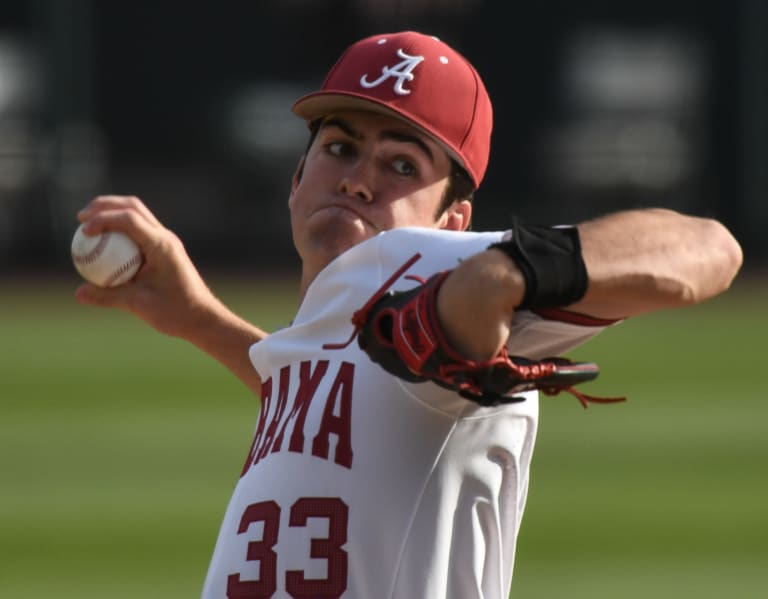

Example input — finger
[74,282,135,310]
[78,195,162,227]
[78,195,146,220]
[78,207,165,251]
[77,195,129,221]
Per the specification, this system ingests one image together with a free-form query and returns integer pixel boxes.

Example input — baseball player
[76,31,742,599]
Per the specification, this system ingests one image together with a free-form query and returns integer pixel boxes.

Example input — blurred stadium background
[1,1,766,598]
[1,0,767,271]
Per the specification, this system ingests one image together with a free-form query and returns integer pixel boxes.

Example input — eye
[392,158,417,177]
[325,141,355,158]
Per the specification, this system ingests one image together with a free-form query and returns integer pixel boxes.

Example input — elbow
[709,219,744,292]
[682,220,744,305]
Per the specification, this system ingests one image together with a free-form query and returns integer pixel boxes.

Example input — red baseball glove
[325,254,624,408]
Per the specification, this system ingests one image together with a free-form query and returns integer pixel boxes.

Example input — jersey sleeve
[507,307,621,358]
[367,228,621,360]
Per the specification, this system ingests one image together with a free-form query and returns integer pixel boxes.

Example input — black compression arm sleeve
[489,218,588,310]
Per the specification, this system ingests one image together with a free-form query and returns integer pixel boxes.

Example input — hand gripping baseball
[75,196,225,339]
[325,254,625,408]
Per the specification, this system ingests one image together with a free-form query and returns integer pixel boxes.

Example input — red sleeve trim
[531,307,622,327]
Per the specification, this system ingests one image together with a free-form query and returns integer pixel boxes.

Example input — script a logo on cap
[360,49,425,96]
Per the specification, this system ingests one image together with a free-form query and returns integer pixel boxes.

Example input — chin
[295,206,382,263]
[302,228,371,266]
[327,233,370,259]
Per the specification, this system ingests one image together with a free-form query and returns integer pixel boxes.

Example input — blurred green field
[1,275,766,598]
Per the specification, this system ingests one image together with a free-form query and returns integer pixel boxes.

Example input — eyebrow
[321,116,435,164]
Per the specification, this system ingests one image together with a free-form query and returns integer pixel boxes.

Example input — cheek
[381,200,438,229]
[287,195,300,222]
[403,187,444,220]
[288,179,311,214]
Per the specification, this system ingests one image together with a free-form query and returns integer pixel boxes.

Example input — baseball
[71,223,143,287]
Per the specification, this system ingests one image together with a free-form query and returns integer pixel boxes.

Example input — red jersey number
[226,497,349,599]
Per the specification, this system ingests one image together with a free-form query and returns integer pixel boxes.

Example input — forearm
[436,249,521,360]
[437,208,743,360]
[183,298,267,397]
[75,195,269,397]
[570,208,743,319]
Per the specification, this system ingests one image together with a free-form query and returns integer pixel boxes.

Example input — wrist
[437,252,520,359]
[489,219,588,309]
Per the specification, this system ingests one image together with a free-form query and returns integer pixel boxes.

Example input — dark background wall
[0,0,765,274]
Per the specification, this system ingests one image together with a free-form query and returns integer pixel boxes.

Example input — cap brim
[293,92,403,122]
[292,91,472,184]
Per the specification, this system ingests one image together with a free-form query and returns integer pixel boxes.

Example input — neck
[298,260,327,302]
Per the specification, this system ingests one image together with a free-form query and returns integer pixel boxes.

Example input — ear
[439,200,472,232]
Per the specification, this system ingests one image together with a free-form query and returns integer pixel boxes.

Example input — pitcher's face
[288,111,463,270]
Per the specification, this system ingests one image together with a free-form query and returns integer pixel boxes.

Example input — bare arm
[75,196,266,396]
[438,208,744,359]
[569,208,744,318]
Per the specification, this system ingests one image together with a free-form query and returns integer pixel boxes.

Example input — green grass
[1,275,766,598]
[513,281,768,598]
[0,275,296,598]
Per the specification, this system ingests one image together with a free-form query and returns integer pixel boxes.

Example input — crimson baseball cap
[292,31,493,188]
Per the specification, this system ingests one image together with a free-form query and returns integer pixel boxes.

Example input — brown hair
[438,162,474,218]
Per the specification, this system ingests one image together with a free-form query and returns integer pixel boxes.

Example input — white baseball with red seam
[71,223,143,287]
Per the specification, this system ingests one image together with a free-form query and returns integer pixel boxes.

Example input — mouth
[314,204,380,231]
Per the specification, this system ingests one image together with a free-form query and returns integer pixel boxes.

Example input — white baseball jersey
[201,227,616,599]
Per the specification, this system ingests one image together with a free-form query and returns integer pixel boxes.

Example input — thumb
[74,282,134,311]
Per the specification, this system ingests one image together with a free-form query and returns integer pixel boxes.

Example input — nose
[338,161,374,203]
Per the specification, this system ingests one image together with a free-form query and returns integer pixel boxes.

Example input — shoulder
[377,227,505,253]
[366,227,507,278]
[287,227,507,330]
